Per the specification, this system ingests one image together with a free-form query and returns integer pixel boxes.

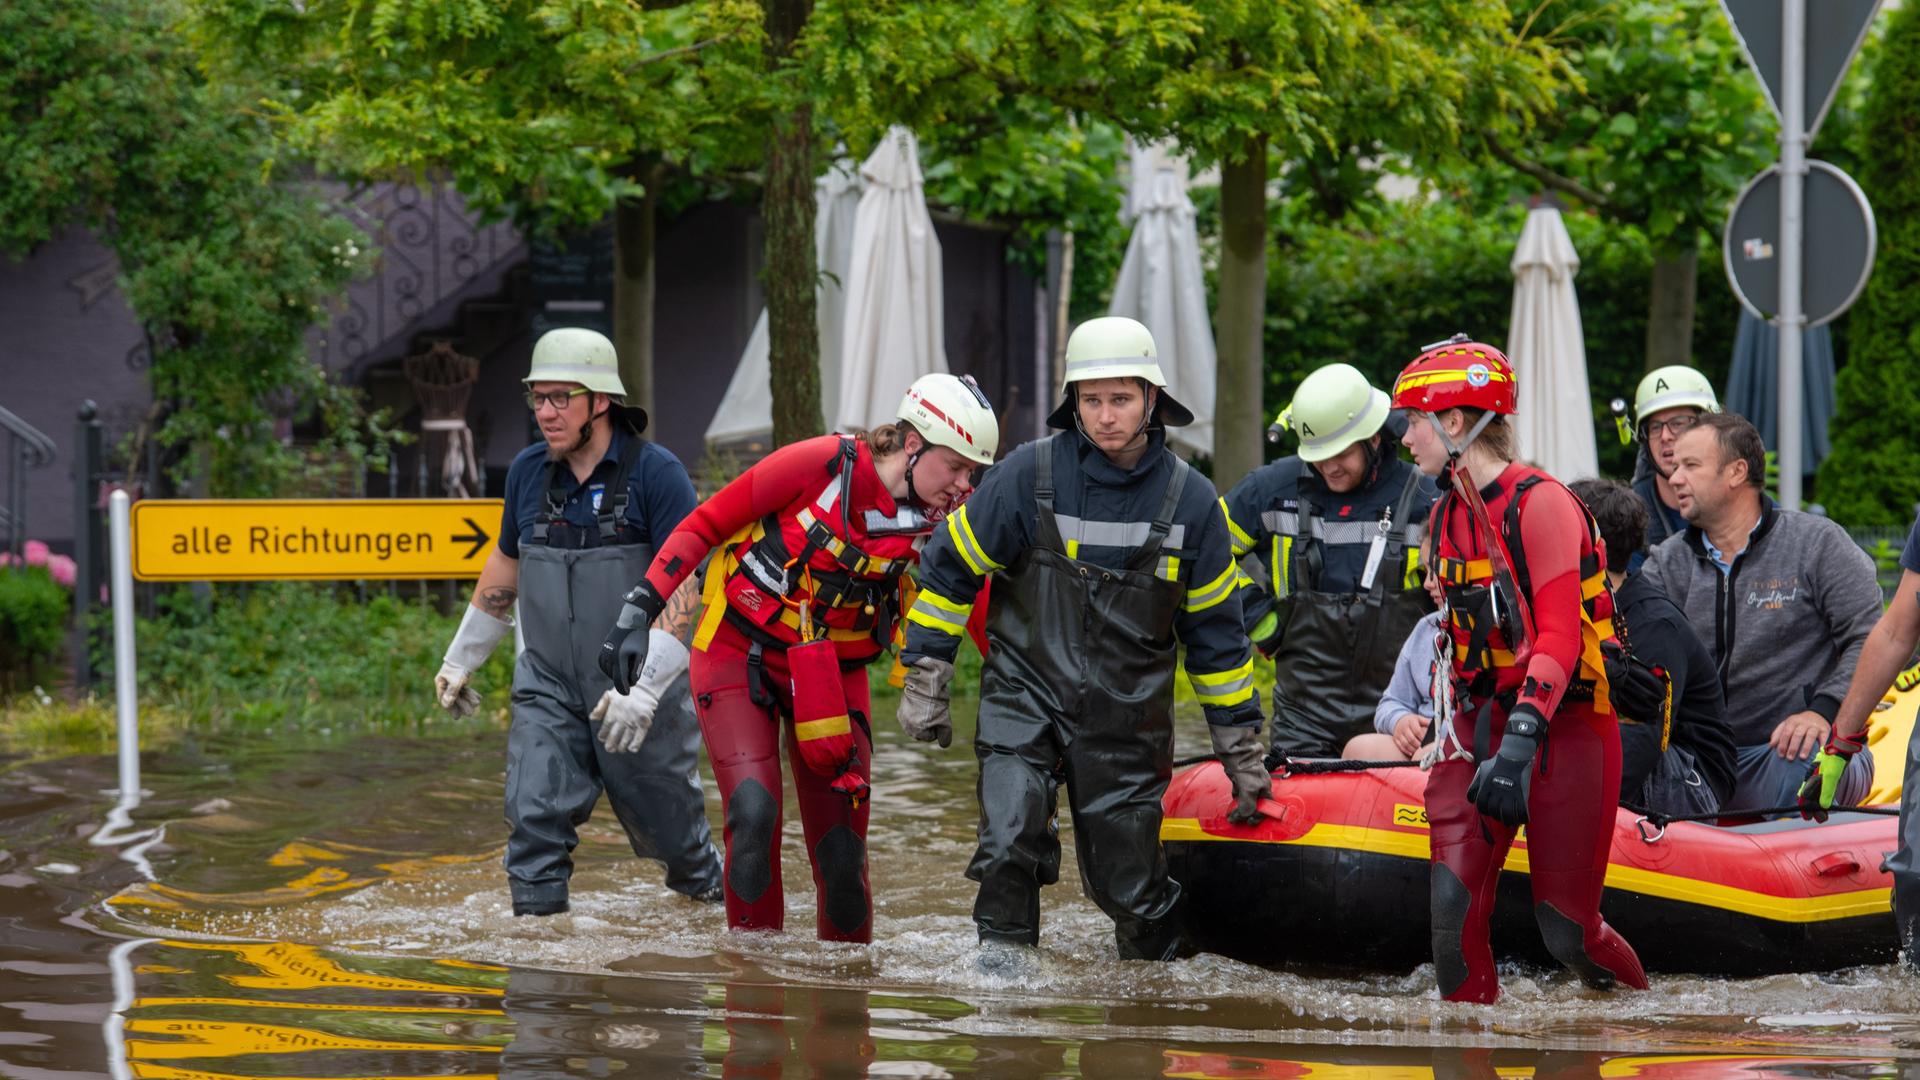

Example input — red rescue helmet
[1390,334,1516,416]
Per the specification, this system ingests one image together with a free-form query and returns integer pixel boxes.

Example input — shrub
[0,567,70,692]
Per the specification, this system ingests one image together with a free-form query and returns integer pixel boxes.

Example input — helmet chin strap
[1432,409,1497,461]
[1071,384,1156,457]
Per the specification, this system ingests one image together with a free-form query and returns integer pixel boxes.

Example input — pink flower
[46,554,76,589]
[23,540,49,567]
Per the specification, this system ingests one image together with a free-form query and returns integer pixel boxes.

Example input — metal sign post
[1720,0,1882,509]
[1778,0,1806,508]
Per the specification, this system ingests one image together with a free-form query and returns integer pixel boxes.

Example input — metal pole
[71,402,101,690]
[109,489,139,804]
[1776,0,1806,509]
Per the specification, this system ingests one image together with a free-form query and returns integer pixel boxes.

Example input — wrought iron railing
[0,405,56,561]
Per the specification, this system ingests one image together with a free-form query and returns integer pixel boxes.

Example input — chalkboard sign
[528,225,615,309]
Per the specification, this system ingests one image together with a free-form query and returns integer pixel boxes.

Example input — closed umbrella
[834,128,947,433]
[705,160,863,445]
[1725,309,1835,477]
[1506,204,1599,480]
[1108,140,1216,457]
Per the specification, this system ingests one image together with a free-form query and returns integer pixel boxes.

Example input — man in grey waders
[896,316,1268,964]
[1220,363,1436,760]
[432,328,722,915]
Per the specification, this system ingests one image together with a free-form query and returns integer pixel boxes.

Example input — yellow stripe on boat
[1159,818,1892,923]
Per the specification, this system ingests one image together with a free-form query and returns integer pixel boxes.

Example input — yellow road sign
[131,500,503,581]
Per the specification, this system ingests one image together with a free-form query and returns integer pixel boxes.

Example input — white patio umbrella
[705,160,863,445]
[1506,204,1599,481]
[833,128,947,433]
[1109,139,1216,458]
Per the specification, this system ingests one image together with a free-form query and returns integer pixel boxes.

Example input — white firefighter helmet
[899,373,999,465]
[1287,363,1392,463]
[1046,316,1195,428]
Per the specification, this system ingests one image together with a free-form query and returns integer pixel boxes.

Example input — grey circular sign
[1722,159,1876,328]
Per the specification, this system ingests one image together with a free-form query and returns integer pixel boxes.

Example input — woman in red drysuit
[1393,335,1648,1003]
[599,374,998,941]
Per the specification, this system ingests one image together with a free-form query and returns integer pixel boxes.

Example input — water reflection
[1,717,1917,1075]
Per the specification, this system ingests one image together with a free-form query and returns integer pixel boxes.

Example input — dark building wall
[0,191,1046,547]
[0,225,151,553]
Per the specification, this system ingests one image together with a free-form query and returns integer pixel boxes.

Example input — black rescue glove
[1466,704,1542,827]
[599,580,666,693]
[1210,723,1272,825]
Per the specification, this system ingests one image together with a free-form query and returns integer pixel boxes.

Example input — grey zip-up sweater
[1639,498,1881,747]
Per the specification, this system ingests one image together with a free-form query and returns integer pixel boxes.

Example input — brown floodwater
[3,699,1918,1078]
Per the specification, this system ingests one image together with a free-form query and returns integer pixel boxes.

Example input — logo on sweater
[1745,577,1802,610]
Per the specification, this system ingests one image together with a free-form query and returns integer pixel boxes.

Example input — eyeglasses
[1643,414,1701,438]
[525,388,591,411]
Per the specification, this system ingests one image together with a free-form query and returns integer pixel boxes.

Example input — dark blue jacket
[497,425,697,558]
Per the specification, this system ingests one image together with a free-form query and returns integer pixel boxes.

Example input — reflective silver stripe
[1256,510,1375,546]
[1156,555,1177,581]
[907,600,967,633]
[1052,514,1186,551]
[813,483,840,514]
[1192,671,1255,699]
[1064,355,1155,378]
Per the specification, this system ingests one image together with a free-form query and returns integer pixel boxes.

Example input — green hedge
[1262,197,1744,482]
[0,567,69,692]
[120,583,513,728]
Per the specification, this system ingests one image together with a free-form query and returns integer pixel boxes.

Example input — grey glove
[897,656,955,748]
[1210,724,1272,824]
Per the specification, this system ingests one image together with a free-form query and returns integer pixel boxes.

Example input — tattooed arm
[658,574,705,644]
[468,547,520,619]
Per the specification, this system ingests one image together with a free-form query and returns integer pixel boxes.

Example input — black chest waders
[503,440,722,914]
[1269,465,1431,758]
[966,440,1194,960]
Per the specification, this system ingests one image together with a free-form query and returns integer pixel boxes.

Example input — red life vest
[695,436,929,664]
[1430,466,1616,712]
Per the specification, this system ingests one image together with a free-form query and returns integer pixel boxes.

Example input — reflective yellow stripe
[1157,818,1893,923]
[1065,538,1080,560]
[907,604,967,636]
[1184,562,1238,612]
[1401,547,1422,591]
[1396,368,1514,392]
[946,505,1001,576]
[794,714,851,741]
[1157,554,1180,582]
[1221,498,1256,556]
[1275,535,1292,597]
[1188,657,1256,705]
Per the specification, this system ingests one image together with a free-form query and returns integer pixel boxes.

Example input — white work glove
[898,656,955,748]
[435,605,513,718]
[594,629,689,753]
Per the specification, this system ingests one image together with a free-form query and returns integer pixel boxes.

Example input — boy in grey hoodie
[1640,413,1880,814]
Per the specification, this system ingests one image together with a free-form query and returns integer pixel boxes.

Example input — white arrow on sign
[1719,0,1880,143]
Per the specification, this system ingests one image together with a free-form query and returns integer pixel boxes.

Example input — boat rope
[1623,801,1899,842]
[1171,752,1423,774]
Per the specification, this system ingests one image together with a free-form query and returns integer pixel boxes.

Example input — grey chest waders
[967,440,1195,960]
[1270,465,1431,758]
[502,440,721,914]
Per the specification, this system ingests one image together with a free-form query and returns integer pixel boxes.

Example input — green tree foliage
[1266,195,1743,481]
[1815,1,1920,527]
[1478,0,1772,369]
[812,0,1558,480]
[0,0,384,496]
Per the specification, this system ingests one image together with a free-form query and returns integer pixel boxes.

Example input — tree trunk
[1213,137,1269,485]
[612,163,662,419]
[1644,239,1698,373]
[764,0,822,446]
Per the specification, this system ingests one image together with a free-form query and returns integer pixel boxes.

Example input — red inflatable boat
[1160,760,1900,974]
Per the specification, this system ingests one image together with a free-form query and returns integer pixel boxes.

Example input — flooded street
[3,698,1919,1078]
